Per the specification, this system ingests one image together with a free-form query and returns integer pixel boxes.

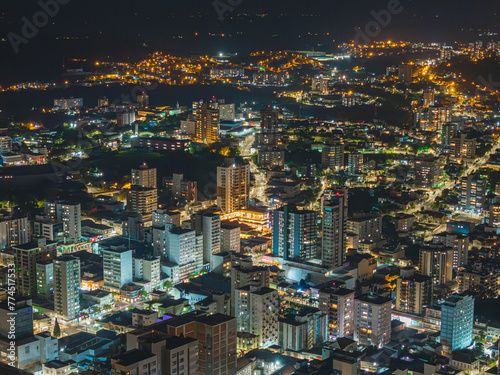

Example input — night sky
[0,0,498,84]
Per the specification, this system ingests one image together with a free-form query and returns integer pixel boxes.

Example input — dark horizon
[0,0,499,85]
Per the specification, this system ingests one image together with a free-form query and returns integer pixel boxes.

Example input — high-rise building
[111,350,158,375]
[260,107,279,132]
[272,205,317,261]
[230,262,270,315]
[451,134,476,159]
[193,100,220,144]
[36,260,54,300]
[423,91,435,107]
[131,163,157,188]
[134,256,161,291]
[459,174,486,212]
[192,211,221,266]
[0,214,29,249]
[116,110,136,127]
[255,107,280,147]
[440,294,474,352]
[152,209,181,227]
[398,64,414,83]
[419,244,454,285]
[127,186,158,214]
[221,223,240,253]
[490,202,500,228]
[128,332,199,375]
[163,174,197,203]
[14,238,57,296]
[311,76,330,95]
[54,98,83,110]
[44,201,82,243]
[98,97,109,107]
[235,285,279,348]
[53,256,80,321]
[347,215,382,246]
[322,143,345,171]
[217,158,250,213]
[432,232,469,268]
[414,155,439,190]
[278,308,327,351]
[347,153,364,176]
[103,247,133,291]
[0,299,33,341]
[415,107,451,132]
[442,123,458,147]
[322,188,348,268]
[318,286,355,341]
[158,312,237,375]
[166,227,202,283]
[257,149,285,168]
[219,101,236,121]
[354,294,392,348]
[137,93,149,109]
[0,136,12,154]
[395,272,433,315]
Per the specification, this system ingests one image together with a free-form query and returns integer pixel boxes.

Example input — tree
[53,319,61,338]
[163,281,172,289]
[103,304,112,311]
